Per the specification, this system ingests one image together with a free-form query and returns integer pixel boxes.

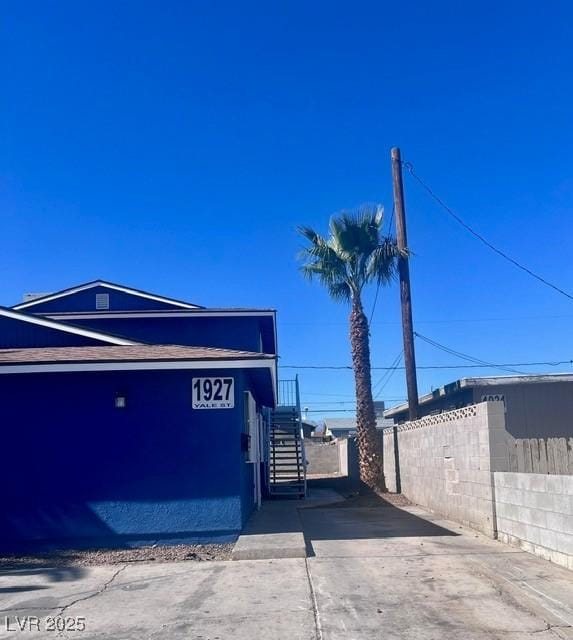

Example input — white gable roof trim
[0,308,139,346]
[42,310,276,320]
[0,359,277,405]
[12,281,202,311]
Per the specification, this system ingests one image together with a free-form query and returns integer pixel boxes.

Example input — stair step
[271,470,302,475]
[271,465,302,469]
[271,452,302,457]
[271,463,302,467]
[270,486,305,491]
[271,463,301,468]
[270,482,305,487]
[271,465,301,469]
[269,492,305,497]
[269,407,307,498]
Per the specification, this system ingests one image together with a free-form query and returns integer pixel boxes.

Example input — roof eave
[12,280,203,311]
[0,306,141,346]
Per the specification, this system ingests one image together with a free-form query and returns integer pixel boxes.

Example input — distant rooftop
[384,373,573,419]
[324,417,394,432]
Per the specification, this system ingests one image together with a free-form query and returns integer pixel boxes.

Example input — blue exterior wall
[20,286,192,313]
[63,316,270,353]
[0,316,115,348]
[0,367,258,551]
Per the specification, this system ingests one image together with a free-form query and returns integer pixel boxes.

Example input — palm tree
[298,205,403,490]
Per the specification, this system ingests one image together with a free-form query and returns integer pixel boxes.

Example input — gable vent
[96,293,110,310]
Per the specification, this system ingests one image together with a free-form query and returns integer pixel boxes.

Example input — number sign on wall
[192,377,235,409]
[480,393,506,412]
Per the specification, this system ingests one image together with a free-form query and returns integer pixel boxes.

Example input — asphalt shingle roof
[0,345,274,365]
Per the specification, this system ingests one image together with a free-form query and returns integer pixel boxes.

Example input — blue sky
[1,1,573,418]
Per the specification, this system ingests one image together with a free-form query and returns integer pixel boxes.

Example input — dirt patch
[0,543,234,568]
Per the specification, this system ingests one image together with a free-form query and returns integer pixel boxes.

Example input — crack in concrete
[0,564,131,615]
[58,563,128,616]
[1,565,129,640]
[469,558,573,637]
[51,564,129,640]
[304,558,323,640]
[530,623,571,634]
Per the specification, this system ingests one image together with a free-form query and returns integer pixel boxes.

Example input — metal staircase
[269,378,307,498]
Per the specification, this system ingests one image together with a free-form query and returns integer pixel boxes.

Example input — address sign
[192,377,235,409]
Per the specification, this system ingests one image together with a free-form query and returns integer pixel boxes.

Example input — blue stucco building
[0,281,279,551]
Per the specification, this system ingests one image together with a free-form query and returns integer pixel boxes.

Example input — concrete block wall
[383,429,397,492]
[494,472,573,571]
[338,439,348,476]
[305,440,342,475]
[383,402,508,537]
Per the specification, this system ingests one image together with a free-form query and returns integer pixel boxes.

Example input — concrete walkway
[301,494,573,639]
[1,487,572,639]
[232,487,344,560]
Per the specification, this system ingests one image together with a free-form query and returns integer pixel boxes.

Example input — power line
[387,202,395,236]
[281,313,573,326]
[402,160,573,302]
[302,400,356,405]
[306,409,360,414]
[375,352,404,398]
[300,398,408,405]
[301,391,357,397]
[280,360,573,370]
[369,202,395,326]
[372,350,404,397]
[372,349,403,392]
[369,281,381,326]
[414,332,524,375]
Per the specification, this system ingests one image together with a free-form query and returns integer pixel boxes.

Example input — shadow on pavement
[247,476,459,551]
[0,585,49,594]
[299,478,460,556]
[0,560,87,595]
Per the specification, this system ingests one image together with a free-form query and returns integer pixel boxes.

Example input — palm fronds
[297,204,401,301]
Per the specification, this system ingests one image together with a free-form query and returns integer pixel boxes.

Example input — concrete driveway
[1,490,572,639]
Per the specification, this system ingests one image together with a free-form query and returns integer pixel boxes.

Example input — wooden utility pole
[391,147,419,421]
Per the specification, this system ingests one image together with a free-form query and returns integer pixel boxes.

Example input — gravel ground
[0,543,234,568]
[315,489,413,509]
[375,491,412,507]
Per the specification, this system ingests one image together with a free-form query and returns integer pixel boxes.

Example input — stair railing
[294,375,307,497]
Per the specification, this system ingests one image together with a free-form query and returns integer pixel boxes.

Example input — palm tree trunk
[349,294,386,491]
